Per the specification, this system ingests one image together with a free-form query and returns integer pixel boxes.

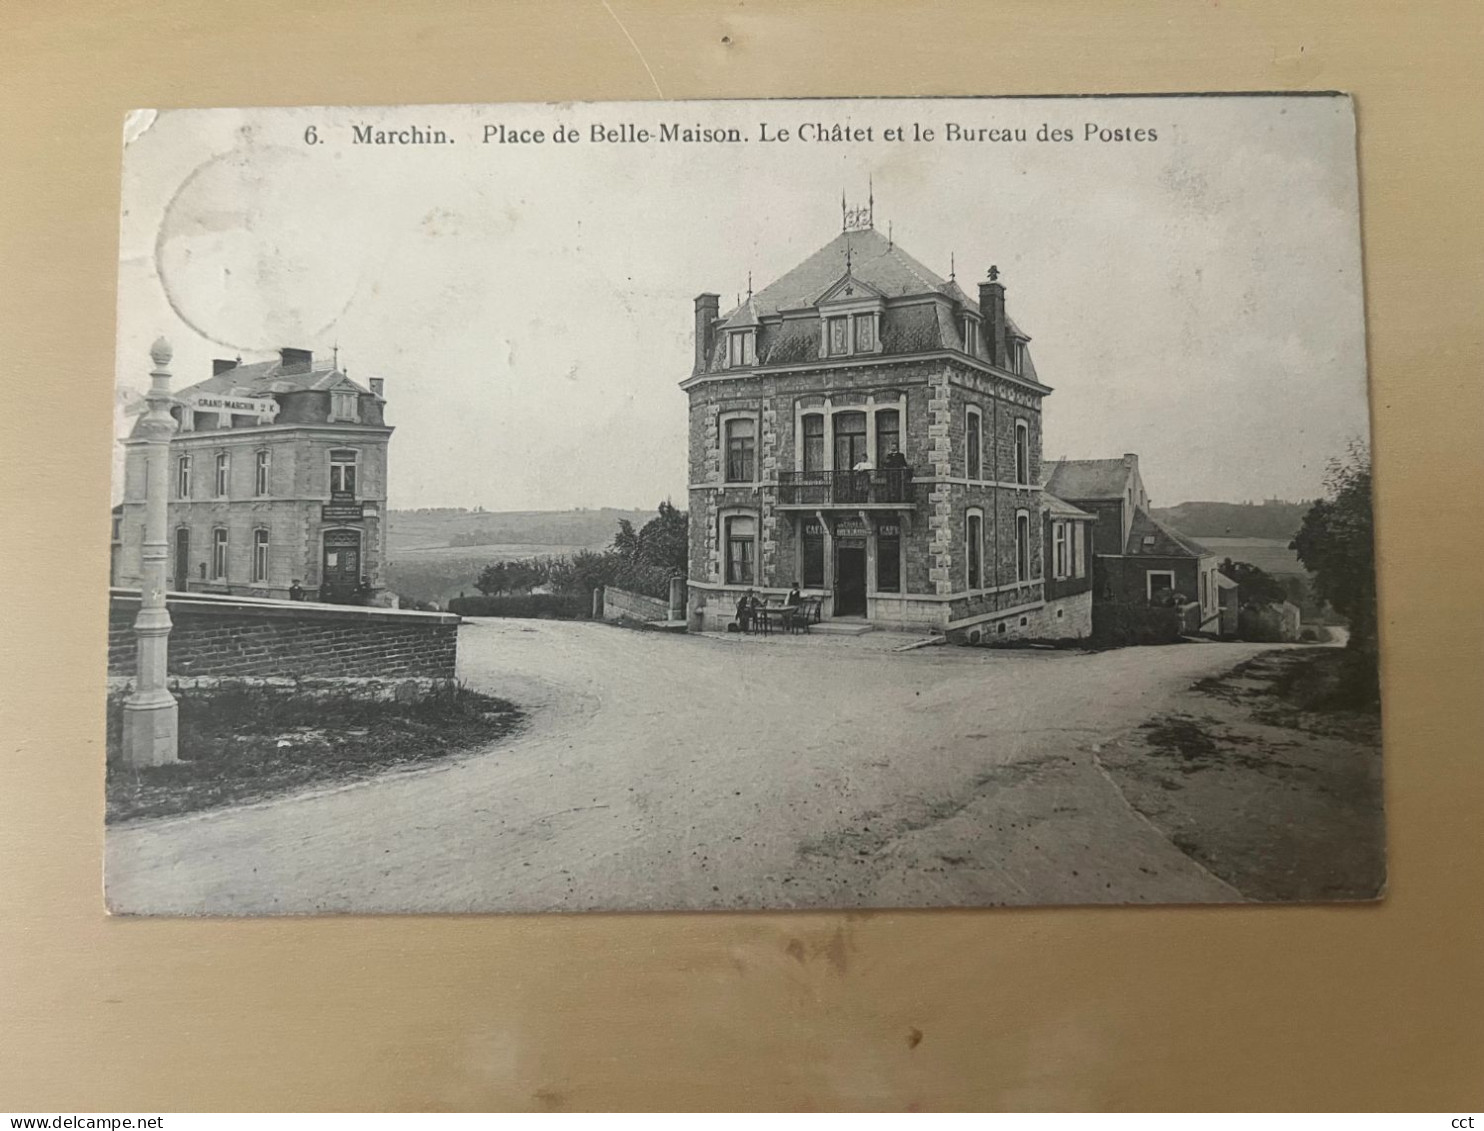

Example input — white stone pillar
[121,338,180,767]
[668,575,685,621]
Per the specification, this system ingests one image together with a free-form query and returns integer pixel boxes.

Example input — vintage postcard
[105,95,1381,914]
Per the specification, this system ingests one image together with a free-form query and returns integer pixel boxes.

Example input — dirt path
[106,623,1299,914]
[1096,648,1385,902]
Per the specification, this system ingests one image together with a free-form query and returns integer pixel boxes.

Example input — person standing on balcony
[883,444,909,470]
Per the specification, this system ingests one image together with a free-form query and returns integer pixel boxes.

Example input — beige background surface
[1,0,1481,1112]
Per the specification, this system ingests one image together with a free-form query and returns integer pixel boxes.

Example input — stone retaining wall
[601,585,670,625]
[108,590,460,680]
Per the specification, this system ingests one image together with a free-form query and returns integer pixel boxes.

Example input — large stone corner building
[115,348,393,603]
[681,212,1093,641]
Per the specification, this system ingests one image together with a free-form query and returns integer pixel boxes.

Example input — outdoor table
[755,605,804,634]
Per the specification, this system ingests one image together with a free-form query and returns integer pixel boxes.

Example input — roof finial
[950,251,956,281]
[888,220,893,248]
[746,270,753,301]
[988,264,1000,282]
[845,239,853,272]
[868,175,874,228]
[332,341,339,370]
[841,190,847,232]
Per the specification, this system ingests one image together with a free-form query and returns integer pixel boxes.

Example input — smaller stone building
[1044,455,1220,634]
[115,348,393,603]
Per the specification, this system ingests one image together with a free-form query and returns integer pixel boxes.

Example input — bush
[448,593,591,619]
[1091,602,1182,647]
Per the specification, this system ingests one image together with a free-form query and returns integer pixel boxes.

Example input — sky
[113,96,1370,511]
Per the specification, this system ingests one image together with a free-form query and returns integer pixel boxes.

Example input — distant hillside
[1152,500,1311,542]
[388,507,652,554]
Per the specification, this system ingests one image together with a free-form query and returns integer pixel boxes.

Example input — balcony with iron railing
[777,467,917,508]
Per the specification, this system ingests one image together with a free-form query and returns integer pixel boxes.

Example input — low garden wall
[108,589,460,680]
[601,585,670,624]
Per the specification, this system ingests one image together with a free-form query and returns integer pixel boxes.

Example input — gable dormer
[815,273,885,358]
[721,298,760,369]
[327,378,362,423]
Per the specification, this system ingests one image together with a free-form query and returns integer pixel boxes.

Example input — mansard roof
[176,358,372,400]
[700,226,1043,383]
[733,228,947,318]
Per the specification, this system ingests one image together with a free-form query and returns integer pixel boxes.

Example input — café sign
[322,492,365,522]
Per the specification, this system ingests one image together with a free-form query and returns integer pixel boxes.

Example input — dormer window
[1010,340,1025,376]
[822,311,882,357]
[330,389,359,423]
[727,330,755,368]
[827,317,850,356]
[962,317,979,356]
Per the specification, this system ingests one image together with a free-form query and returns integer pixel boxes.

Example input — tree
[634,499,688,575]
[1219,558,1288,607]
[611,519,640,558]
[474,561,509,596]
[1291,441,1375,652]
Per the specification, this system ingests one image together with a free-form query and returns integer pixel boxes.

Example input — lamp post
[121,337,180,767]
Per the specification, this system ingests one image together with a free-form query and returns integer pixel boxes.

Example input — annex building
[1043,454,1221,633]
[114,348,393,604]
[682,205,1094,641]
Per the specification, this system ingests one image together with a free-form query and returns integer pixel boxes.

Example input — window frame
[1073,521,1086,579]
[721,510,759,587]
[727,329,756,368]
[874,407,901,468]
[251,527,270,583]
[1015,420,1031,485]
[1015,509,1031,583]
[213,451,230,498]
[328,448,360,497]
[176,454,191,499]
[966,406,983,480]
[1146,569,1177,603]
[254,449,270,497]
[211,527,228,581]
[720,412,758,484]
[962,317,979,357]
[966,508,984,591]
[329,388,360,423]
[801,412,826,473]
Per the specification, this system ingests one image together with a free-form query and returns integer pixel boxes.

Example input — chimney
[279,347,313,374]
[978,270,1007,369]
[694,293,720,374]
[212,358,239,376]
[369,378,385,398]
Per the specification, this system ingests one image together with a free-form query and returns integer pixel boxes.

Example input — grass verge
[106,680,524,824]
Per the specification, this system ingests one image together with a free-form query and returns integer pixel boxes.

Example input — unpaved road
[106,622,1294,914]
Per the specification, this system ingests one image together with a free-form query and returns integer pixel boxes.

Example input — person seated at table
[735,589,758,633]
[785,582,802,608]
[883,444,909,470]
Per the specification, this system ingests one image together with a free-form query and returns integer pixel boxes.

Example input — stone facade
[682,223,1092,640]
[115,350,393,604]
[108,591,459,680]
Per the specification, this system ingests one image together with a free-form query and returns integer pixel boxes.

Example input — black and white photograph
[105,95,1383,915]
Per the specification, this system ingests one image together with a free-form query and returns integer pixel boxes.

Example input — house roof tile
[1124,508,1212,558]
[176,358,370,400]
[1042,458,1135,500]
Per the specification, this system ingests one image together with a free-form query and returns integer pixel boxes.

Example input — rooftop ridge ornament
[988,264,1000,282]
[842,181,873,232]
